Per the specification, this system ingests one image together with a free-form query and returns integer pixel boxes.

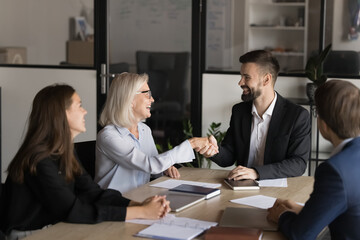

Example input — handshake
[164,135,219,179]
[188,135,219,158]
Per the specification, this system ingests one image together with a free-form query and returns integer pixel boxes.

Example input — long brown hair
[8,84,82,183]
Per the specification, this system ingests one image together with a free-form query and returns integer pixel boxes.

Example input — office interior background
[1,0,360,182]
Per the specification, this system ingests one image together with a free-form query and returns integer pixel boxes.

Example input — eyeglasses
[136,90,152,99]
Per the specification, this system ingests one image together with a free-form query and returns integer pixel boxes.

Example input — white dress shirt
[247,93,277,168]
[95,123,194,193]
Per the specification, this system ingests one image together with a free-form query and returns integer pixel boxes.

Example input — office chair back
[136,51,190,119]
[324,50,360,75]
[74,140,96,179]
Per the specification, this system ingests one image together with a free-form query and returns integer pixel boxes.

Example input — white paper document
[231,194,305,209]
[131,214,217,240]
[135,223,203,240]
[257,178,288,187]
[127,213,217,230]
[230,195,277,209]
[150,179,221,189]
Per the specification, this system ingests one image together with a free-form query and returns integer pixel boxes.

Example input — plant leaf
[318,44,332,64]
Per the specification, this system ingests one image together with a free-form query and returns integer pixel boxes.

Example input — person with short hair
[267,80,360,239]
[0,84,170,239]
[95,72,217,193]
[204,50,311,180]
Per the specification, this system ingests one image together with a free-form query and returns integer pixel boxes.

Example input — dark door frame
[94,0,107,131]
[191,0,206,137]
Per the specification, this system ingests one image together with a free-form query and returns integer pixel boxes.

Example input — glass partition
[108,0,192,146]
[323,0,360,77]
[0,0,94,67]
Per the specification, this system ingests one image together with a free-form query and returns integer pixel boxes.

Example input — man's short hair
[315,80,360,139]
[239,50,280,84]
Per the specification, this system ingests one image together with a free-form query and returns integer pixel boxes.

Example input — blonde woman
[95,73,217,193]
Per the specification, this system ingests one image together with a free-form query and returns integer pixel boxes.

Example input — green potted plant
[305,43,332,102]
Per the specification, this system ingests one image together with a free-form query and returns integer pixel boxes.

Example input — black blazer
[211,94,310,179]
[0,155,130,234]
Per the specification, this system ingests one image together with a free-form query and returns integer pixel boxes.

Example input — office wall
[0,68,96,182]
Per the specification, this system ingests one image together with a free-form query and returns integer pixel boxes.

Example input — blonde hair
[99,72,148,128]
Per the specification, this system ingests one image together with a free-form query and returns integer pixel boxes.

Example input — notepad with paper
[134,216,217,240]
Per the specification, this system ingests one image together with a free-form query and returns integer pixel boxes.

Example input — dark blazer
[0,183,4,240]
[211,93,310,179]
[0,154,130,234]
[279,137,360,239]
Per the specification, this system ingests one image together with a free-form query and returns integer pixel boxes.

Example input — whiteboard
[109,0,192,65]
[206,0,233,69]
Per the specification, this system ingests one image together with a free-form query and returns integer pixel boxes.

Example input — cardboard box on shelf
[66,41,94,66]
[0,47,27,64]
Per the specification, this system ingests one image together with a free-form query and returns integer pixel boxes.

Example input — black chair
[136,51,190,131]
[74,141,96,179]
[109,62,129,74]
[109,62,130,87]
[324,50,360,75]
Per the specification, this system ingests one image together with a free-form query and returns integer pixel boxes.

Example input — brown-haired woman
[0,84,170,239]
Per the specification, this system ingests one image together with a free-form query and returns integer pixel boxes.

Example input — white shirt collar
[330,138,354,157]
[114,123,144,137]
[251,92,277,119]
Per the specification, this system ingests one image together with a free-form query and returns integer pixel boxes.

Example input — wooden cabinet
[244,0,308,72]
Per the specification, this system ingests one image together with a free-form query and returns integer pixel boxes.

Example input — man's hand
[227,165,259,180]
[200,135,219,158]
[267,198,303,223]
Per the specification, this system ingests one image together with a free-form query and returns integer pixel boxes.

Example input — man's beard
[241,86,261,102]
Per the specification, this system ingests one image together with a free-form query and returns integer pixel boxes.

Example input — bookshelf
[244,0,308,72]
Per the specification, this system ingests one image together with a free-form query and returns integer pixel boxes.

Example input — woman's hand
[164,166,180,179]
[141,195,171,219]
[126,195,171,220]
[189,136,219,156]
[201,135,219,158]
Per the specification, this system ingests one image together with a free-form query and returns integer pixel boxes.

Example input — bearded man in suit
[205,50,311,180]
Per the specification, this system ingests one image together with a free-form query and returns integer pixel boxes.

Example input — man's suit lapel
[241,102,252,166]
[264,94,286,164]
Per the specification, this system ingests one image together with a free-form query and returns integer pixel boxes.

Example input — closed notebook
[165,191,205,212]
[204,226,263,240]
[224,178,260,190]
[169,184,221,199]
[219,207,277,231]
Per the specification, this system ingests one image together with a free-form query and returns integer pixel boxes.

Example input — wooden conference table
[25,167,314,240]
